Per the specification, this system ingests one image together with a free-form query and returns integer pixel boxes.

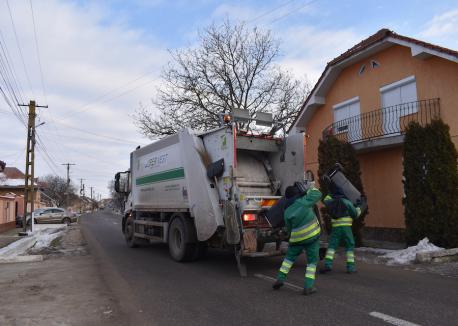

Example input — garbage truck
[114,112,315,275]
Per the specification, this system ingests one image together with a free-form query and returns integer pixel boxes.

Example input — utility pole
[61,163,75,209]
[19,100,47,233]
[90,186,94,212]
[79,178,84,214]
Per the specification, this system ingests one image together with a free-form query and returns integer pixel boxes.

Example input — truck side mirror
[114,172,121,193]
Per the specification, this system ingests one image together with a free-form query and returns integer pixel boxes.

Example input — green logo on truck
[136,167,185,186]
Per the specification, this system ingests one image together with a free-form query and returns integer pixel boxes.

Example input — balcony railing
[323,98,441,144]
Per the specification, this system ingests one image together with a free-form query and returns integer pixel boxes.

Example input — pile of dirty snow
[0,226,66,258]
[381,238,442,265]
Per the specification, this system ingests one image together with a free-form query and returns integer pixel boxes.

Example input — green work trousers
[324,226,355,272]
[277,237,320,289]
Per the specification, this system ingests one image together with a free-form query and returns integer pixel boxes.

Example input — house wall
[0,188,41,217]
[358,147,404,228]
[304,44,458,230]
[0,197,16,232]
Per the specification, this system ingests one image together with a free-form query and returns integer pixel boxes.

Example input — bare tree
[107,179,126,212]
[134,21,310,138]
[40,175,76,207]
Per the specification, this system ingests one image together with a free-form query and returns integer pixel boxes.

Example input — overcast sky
[1,0,457,198]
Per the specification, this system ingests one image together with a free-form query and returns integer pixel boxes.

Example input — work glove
[356,196,368,215]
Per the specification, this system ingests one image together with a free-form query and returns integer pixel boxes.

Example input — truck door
[269,133,305,195]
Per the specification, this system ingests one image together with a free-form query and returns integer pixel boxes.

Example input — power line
[269,0,320,24]
[0,32,26,106]
[250,0,299,23]
[29,0,48,104]
[59,74,158,121]
[0,31,28,125]
[51,120,143,145]
[6,0,35,98]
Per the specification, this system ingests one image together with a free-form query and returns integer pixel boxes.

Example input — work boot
[319,266,332,274]
[302,287,317,296]
[346,264,357,274]
[272,280,284,290]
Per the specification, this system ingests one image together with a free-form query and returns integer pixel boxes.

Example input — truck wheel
[168,217,196,262]
[124,217,138,248]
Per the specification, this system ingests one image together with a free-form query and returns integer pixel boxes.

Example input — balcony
[323,98,441,152]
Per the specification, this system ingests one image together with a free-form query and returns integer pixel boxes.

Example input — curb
[0,255,43,264]
[416,248,458,263]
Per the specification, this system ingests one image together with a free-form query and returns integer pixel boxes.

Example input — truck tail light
[261,199,277,207]
[242,213,257,222]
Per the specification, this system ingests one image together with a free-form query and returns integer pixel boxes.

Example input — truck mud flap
[235,247,248,277]
[223,201,240,245]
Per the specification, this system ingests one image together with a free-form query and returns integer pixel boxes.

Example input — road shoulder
[0,224,129,325]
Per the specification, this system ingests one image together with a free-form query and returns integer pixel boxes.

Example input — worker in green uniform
[320,184,361,274]
[272,183,322,295]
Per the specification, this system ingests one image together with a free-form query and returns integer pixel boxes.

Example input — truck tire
[124,216,138,248]
[168,216,197,262]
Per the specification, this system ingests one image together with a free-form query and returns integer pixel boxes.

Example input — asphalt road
[81,211,458,326]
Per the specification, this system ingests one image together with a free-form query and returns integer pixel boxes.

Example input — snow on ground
[0,225,66,258]
[357,238,444,265]
[381,238,443,265]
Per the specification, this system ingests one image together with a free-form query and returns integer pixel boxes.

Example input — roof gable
[291,29,458,132]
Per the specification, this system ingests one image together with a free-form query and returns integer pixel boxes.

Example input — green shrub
[318,135,367,246]
[403,119,458,247]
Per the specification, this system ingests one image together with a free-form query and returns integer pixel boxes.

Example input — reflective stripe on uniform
[289,219,320,243]
[305,264,317,280]
[331,217,353,227]
[325,248,335,260]
[323,195,332,202]
[346,251,355,263]
[279,259,293,274]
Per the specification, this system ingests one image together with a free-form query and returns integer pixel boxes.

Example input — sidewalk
[0,225,128,325]
[0,227,21,249]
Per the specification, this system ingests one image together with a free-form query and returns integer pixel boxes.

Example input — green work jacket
[284,187,322,243]
[323,194,361,227]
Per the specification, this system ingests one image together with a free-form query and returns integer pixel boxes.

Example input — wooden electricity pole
[61,163,75,209]
[79,178,84,213]
[90,186,94,212]
[19,100,47,232]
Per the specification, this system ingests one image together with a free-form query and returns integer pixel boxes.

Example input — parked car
[16,208,47,228]
[34,208,78,225]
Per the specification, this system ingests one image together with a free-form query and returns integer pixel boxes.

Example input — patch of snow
[381,238,443,265]
[356,247,395,255]
[0,226,66,258]
[0,172,37,187]
[32,228,65,250]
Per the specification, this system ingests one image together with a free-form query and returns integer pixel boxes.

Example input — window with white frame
[380,76,418,135]
[380,76,418,114]
[333,97,362,141]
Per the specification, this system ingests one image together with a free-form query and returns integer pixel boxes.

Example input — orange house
[291,29,458,242]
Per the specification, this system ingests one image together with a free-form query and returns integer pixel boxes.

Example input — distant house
[290,29,458,242]
[0,164,43,230]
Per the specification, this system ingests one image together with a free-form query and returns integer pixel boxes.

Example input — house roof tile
[3,167,25,179]
[328,29,458,66]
